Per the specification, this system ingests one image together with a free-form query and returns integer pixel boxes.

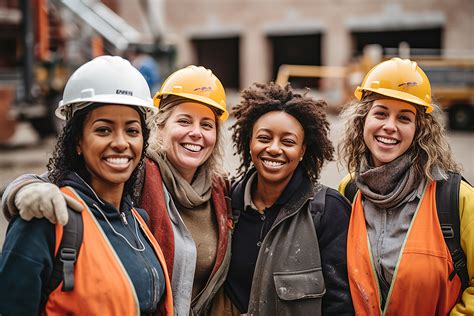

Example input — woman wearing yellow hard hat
[2,64,232,315]
[338,57,473,315]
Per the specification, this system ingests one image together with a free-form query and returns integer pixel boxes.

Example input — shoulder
[459,179,474,228]
[327,187,352,207]
[324,187,352,215]
[3,216,55,258]
[308,186,351,219]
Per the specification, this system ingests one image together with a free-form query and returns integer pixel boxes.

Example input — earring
[299,156,303,161]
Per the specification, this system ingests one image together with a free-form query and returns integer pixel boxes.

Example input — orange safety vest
[43,187,174,316]
[347,181,461,315]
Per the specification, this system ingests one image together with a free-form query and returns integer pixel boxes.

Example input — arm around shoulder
[2,172,51,221]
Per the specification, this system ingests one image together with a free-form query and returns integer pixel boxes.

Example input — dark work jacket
[229,168,354,315]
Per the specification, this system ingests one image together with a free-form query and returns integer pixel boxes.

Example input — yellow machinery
[276,56,474,130]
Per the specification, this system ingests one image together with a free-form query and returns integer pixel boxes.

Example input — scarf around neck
[355,153,419,209]
[147,149,212,208]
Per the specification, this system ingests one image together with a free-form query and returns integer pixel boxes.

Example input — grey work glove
[15,182,83,225]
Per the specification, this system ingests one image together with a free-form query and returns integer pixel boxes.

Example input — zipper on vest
[120,212,128,225]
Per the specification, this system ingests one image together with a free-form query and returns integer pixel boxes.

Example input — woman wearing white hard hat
[0,56,173,315]
[1,63,232,315]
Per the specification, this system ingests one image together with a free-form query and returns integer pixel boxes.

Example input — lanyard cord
[72,172,146,251]
[93,203,146,252]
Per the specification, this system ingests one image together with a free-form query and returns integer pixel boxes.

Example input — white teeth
[376,136,398,145]
[183,144,202,152]
[262,159,284,167]
[106,157,129,165]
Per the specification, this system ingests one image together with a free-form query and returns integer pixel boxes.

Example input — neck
[90,180,124,209]
[252,175,290,213]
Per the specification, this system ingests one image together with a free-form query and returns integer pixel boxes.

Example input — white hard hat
[56,55,156,120]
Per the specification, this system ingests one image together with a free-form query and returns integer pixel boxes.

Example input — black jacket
[226,168,354,315]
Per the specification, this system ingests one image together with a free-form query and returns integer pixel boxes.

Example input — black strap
[309,186,328,230]
[436,172,469,291]
[344,179,358,203]
[44,207,83,297]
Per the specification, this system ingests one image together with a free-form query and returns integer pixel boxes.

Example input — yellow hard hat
[153,65,229,121]
[354,57,433,113]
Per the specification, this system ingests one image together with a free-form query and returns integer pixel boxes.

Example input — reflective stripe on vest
[44,187,173,316]
[347,182,461,316]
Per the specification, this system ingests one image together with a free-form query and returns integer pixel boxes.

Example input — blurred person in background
[219,82,354,315]
[338,58,473,315]
[0,55,173,315]
[1,65,233,315]
[127,46,162,94]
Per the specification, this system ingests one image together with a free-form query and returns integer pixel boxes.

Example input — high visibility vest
[347,182,461,315]
[44,187,173,316]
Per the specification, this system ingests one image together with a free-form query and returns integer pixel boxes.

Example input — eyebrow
[176,113,216,121]
[92,118,140,124]
[256,128,300,138]
[372,105,416,115]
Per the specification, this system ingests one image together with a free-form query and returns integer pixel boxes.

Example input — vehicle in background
[276,51,474,130]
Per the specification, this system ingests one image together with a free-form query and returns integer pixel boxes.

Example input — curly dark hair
[231,82,334,183]
[47,103,150,203]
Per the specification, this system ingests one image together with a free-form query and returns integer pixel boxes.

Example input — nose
[188,123,203,139]
[266,140,282,155]
[111,131,129,151]
[383,116,397,133]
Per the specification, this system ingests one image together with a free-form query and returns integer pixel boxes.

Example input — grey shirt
[162,183,197,316]
[363,179,426,302]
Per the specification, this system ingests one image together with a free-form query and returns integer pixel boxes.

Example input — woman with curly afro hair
[219,82,354,315]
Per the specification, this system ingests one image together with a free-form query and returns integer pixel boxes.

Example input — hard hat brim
[355,87,433,113]
[57,94,156,120]
[155,92,229,121]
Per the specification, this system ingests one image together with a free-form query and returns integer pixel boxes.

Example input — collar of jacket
[231,166,315,222]
[61,171,134,216]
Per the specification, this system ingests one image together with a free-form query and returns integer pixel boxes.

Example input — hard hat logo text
[398,82,418,89]
[194,86,213,92]
[116,89,133,96]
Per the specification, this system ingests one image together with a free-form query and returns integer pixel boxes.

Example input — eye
[256,135,271,143]
[95,126,111,134]
[201,121,215,130]
[282,139,297,146]
[177,118,191,125]
[399,115,413,123]
[127,127,142,135]
[374,111,387,118]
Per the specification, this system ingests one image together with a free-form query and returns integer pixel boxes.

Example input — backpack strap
[45,207,83,295]
[436,172,469,291]
[344,179,358,203]
[309,186,328,230]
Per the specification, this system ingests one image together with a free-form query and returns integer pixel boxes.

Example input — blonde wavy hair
[147,96,227,179]
[338,92,460,181]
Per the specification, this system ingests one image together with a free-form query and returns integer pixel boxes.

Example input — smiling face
[78,105,143,197]
[250,111,306,187]
[363,98,417,167]
[160,101,217,182]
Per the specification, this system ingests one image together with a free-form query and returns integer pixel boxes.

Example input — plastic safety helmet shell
[354,57,433,113]
[153,65,229,121]
[56,55,156,120]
